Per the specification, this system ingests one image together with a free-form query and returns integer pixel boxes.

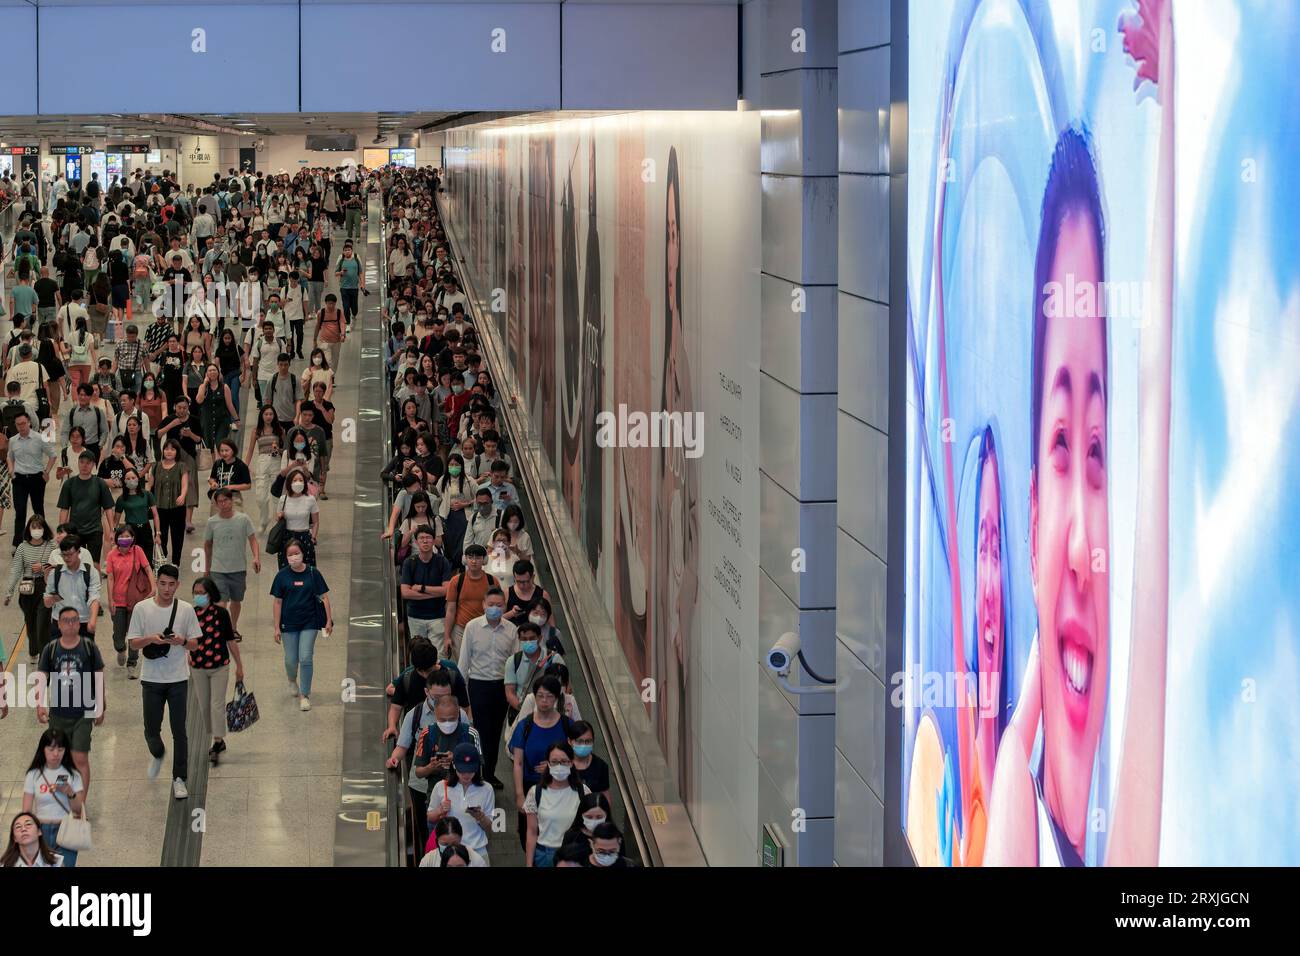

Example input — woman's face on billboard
[1032,210,1110,849]
[976,448,1004,757]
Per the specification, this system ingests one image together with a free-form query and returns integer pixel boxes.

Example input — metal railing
[377,212,414,866]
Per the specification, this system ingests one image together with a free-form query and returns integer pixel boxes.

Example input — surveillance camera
[767,632,801,678]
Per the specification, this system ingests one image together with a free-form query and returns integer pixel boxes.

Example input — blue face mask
[573,743,593,758]
[193,594,209,608]
[520,640,539,655]
[484,606,503,623]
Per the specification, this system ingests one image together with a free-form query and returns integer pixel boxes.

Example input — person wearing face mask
[584,822,638,868]
[503,559,549,624]
[566,720,610,801]
[5,517,54,663]
[464,488,498,552]
[112,466,160,568]
[503,622,563,726]
[560,791,614,855]
[274,467,319,570]
[188,576,244,764]
[426,741,495,865]
[455,586,515,789]
[435,455,472,568]
[301,348,334,403]
[442,374,473,441]
[509,663,584,745]
[418,817,487,868]
[102,524,155,674]
[523,740,588,868]
[406,692,482,856]
[270,538,332,711]
[485,529,515,591]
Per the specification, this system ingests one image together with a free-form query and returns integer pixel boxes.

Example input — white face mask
[528,613,547,627]
[583,815,606,832]
[549,764,571,781]
[30,529,44,542]
[291,480,306,493]
[436,719,459,734]
[287,554,305,569]
[313,357,323,366]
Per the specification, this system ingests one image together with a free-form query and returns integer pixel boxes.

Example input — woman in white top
[388,237,415,281]
[485,529,516,592]
[426,743,495,864]
[301,347,334,401]
[63,317,97,392]
[498,504,533,563]
[2,812,64,868]
[21,729,85,867]
[524,741,589,868]
[275,465,319,569]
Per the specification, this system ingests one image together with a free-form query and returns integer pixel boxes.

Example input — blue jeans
[42,822,77,867]
[533,845,557,868]
[224,370,242,418]
[281,629,319,697]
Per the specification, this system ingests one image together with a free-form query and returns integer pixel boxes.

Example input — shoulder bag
[42,769,92,852]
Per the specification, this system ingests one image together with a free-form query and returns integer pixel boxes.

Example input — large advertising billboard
[443,114,760,863]
[904,0,1300,866]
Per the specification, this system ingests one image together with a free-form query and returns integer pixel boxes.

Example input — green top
[115,490,157,526]
[153,462,185,509]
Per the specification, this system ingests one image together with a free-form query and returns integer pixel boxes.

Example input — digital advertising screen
[903,0,1300,867]
[389,148,416,168]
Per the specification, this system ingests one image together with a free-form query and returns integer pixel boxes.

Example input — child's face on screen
[1031,210,1111,850]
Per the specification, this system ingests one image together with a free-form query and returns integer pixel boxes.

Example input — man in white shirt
[456,589,517,788]
[126,564,202,799]
[191,208,216,256]
[248,318,285,404]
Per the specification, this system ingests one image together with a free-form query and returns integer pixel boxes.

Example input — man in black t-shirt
[33,267,61,329]
[383,637,469,741]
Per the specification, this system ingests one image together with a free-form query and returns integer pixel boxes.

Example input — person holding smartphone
[427,742,495,865]
[21,728,86,867]
[395,685,479,856]
[126,563,202,800]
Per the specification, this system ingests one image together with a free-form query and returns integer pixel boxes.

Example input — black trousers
[340,288,359,324]
[157,506,186,565]
[141,679,188,782]
[409,786,429,861]
[11,473,47,548]
[467,677,508,781]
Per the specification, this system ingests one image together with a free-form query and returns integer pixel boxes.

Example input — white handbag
[42,770,93,852]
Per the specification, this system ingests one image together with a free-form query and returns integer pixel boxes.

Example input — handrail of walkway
[435,185,707,868]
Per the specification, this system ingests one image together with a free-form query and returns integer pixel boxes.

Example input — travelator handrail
[378,216,413,867]
[435,188,706,868]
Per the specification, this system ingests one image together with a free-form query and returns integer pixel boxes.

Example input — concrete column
[747,0,838,867]
[833,0,892,867]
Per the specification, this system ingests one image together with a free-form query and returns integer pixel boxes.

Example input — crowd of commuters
[0,158,636,870]
[375,166,635,868]
[0,162,364,866]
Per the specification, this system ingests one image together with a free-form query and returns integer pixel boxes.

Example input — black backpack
[52,564,93,604]
[1,399,28,437]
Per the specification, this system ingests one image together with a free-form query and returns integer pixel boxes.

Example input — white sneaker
[147,754,164,780]
[299,696,311,712]
[172,778,189,800]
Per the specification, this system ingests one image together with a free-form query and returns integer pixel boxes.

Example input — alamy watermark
[594,404,704,459]
[1043,273,1153,326]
